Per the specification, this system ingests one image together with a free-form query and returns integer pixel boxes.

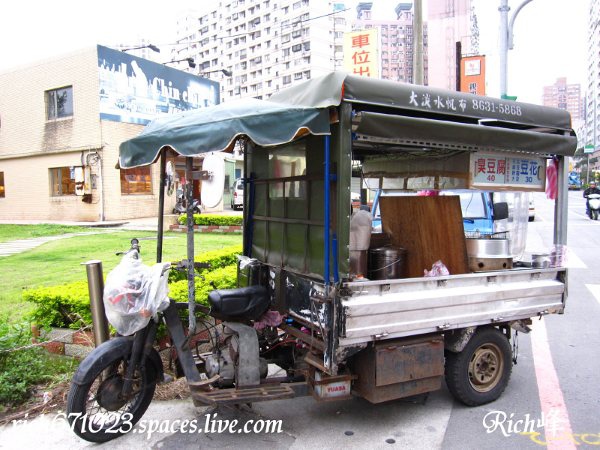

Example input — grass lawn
[0,224,92,242]
[0,230,242,320]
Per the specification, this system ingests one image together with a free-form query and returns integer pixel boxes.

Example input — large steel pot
[466,238,512,272]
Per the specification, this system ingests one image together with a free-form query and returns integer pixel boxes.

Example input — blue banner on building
[97,45,219,125]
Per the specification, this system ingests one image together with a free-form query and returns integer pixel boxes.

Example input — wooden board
[379,196,469,278]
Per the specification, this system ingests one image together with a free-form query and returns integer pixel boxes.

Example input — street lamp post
[499,0,534,98]
[199,69,233,77]
[121,44,160,53]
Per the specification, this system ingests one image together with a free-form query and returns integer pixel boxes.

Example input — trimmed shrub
[23,281,92,329]
[168,245,242,282]
[169,265,238,306]
[177,214,243,226]
[24,258,240,329]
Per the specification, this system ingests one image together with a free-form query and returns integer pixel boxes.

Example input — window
[268,142,307,198]
[50,167,79,196]
[46,86,73,119]
[0,172,4,198]
[120,167,152,195]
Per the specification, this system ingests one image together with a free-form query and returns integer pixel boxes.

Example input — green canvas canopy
[118,97,331,168]
[119,72,577,168]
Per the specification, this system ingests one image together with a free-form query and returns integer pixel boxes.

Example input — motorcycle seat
[208,285,269,321]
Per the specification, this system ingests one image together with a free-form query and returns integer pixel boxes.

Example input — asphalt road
[1,191,598,449]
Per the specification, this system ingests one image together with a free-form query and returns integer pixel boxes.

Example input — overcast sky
[0,0,588,104]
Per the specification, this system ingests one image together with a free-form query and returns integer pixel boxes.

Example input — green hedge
[169,265,238,306]
[177,214,243,226]
[23,253,240,329]
[168,244,242,282]
[23,281,92,329]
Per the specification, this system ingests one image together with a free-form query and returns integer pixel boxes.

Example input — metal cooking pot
[466,238,513,272]
[465,238,511,258]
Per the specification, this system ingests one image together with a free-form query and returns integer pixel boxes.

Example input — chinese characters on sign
[470,153,546,190]
[407,89,523,118]
[343,29,379,78]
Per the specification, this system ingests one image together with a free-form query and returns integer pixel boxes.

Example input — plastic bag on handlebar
[103,252,171,336]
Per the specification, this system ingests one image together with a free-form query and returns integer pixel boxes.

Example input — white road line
[585,284,600,305]
[564,248,586,269]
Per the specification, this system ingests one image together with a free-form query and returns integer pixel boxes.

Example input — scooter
[66,239,298,443]
[173,188,201,214]
[587,193,600,220]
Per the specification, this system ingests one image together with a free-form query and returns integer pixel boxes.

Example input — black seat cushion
[208,285,269,321]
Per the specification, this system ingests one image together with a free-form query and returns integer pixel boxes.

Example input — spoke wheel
[445,327,512,406]
[67,353,157,443]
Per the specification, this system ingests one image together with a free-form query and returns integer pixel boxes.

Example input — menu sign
[470,153,546,190]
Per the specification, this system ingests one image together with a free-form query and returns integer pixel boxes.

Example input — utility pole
[413,0,424,85]
[499,0,534,98]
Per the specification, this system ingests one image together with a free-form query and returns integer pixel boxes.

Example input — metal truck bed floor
[340,268,566,346]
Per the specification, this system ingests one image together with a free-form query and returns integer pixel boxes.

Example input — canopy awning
[118,97,331,168]
[352,112,578,157]
[119,72,577,168]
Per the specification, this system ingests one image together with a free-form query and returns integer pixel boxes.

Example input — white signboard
[470,153,546,191]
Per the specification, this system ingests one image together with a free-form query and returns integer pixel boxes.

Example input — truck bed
[340,268,566,346]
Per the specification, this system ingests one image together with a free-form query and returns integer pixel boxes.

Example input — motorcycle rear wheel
[66,352,157,443]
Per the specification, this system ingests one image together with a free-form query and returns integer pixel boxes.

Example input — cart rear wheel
[66,352,157,443]
[445,327,512,406]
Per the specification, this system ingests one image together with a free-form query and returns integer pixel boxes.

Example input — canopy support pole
[186,156,196,334]
[156,148,167,263]
[324,136,331,286]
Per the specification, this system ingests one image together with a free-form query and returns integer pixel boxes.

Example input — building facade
[586,0,600,160]
[173,0,345,101]
[543,77,582,122]
[0,46,218,221]
[427,0,473,90]
[352,2,428,84]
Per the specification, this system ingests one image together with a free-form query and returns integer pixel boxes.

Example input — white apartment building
[352,2,428,84]
[586,0,600,164]
[173,0,347,101]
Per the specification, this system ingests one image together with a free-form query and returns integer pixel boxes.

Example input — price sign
[470,153,546,190]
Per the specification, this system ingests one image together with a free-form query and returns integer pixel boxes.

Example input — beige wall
[0,47,172,221]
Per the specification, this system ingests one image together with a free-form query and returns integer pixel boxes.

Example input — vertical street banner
[343,29,379,78]
[460,55,486,95]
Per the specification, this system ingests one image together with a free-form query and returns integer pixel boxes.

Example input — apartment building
[0,46,219,221]
[586,0,600,157]
[543,78,582,123]
[352,2,428,84]
[172,0,346,101]
[427,0,473,90]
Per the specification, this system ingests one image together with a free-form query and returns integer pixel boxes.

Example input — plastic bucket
[368,247,407,280]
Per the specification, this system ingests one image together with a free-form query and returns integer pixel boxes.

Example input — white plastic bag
[424,260,450,277]
[103,252,171,336]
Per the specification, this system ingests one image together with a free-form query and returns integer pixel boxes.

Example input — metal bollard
[83,260,110,346]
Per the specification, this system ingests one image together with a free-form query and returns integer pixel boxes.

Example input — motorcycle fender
[71,336,164,386]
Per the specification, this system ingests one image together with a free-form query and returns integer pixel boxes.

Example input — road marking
[530,319,575,450]
[585,284,600,305]
[564,248,586,269]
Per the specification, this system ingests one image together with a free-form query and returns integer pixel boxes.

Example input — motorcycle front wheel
[66,352,157,443]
